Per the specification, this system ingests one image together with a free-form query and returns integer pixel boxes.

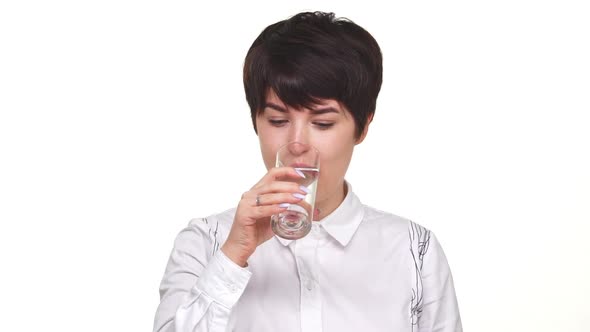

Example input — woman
[154,11,462,332]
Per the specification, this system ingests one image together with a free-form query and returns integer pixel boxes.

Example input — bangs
[243,11,382,138]
[263,51,348,111]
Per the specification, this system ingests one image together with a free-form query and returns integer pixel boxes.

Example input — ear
[355,114,374,145]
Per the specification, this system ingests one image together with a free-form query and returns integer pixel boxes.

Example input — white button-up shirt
[154,183,462,332]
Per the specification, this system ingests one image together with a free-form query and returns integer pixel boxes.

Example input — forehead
[264,89,346,114]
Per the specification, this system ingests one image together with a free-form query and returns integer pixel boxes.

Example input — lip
[290,162,313,168]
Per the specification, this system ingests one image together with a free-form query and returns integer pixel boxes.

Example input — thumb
[257,217,275,245]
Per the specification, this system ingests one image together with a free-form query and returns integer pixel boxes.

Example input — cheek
[256,120,273,168]
[315,133,355,184]
[258,141,275,169]
[317,133,355,164]
[319,148,353,174]
[258,135,283,170]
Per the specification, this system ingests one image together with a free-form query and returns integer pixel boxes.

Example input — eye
[269,119,288,127]
[313,122,334,129]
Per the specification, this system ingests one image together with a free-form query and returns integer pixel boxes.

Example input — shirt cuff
[194,250,252,309]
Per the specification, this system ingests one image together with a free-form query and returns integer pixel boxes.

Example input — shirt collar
[275,181,364,247]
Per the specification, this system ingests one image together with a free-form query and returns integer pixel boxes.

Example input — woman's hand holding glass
[221,167,308,267]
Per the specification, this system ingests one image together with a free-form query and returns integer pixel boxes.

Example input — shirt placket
[293,222,322,332]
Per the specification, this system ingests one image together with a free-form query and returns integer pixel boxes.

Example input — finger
[237,195,289,215]
[254,192,307,207]
[252,167,305,188]
[256,219,276,245]
[252,181,309,195]
[249,204,288,220]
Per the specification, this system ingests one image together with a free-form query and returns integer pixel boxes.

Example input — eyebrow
[264,102,341,115]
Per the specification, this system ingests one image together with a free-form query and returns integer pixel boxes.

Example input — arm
[153,218,251,332]
[416,230,463,332]
[154,167,307,331]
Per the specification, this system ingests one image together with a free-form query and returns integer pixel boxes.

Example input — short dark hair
[243,11,383,139]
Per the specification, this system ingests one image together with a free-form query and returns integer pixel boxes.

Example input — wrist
[221,243,249,267]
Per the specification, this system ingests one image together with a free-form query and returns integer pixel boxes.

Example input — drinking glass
[271,142,320,240]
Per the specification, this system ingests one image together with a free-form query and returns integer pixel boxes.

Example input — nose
[287,141,310,156]
[287,120,310,148]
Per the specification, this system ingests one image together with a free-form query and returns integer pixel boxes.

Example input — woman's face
[256,90,368,207]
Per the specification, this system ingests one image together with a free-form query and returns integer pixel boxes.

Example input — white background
[1,1,588,331]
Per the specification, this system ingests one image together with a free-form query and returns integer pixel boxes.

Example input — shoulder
[172,208,236,257]
[186,207,236,233]
[360,204,415,233]
[359,204,440,249]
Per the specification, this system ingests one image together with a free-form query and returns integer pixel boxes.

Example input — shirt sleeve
[153,217,252,332]
[416,230,463,332]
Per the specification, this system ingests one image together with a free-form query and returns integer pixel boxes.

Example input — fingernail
[279,203,290,208]
[292,193,306,199]
[299,185,309,194]
[295,169,305,178]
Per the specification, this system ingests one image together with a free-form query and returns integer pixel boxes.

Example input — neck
[314,181,347,221]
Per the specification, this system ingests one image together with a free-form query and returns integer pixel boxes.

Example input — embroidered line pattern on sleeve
[204,217,221,256]
[409,221,431,330]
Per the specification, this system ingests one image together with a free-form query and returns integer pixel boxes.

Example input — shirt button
[306,280,313,291]
[227,283,237,293]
